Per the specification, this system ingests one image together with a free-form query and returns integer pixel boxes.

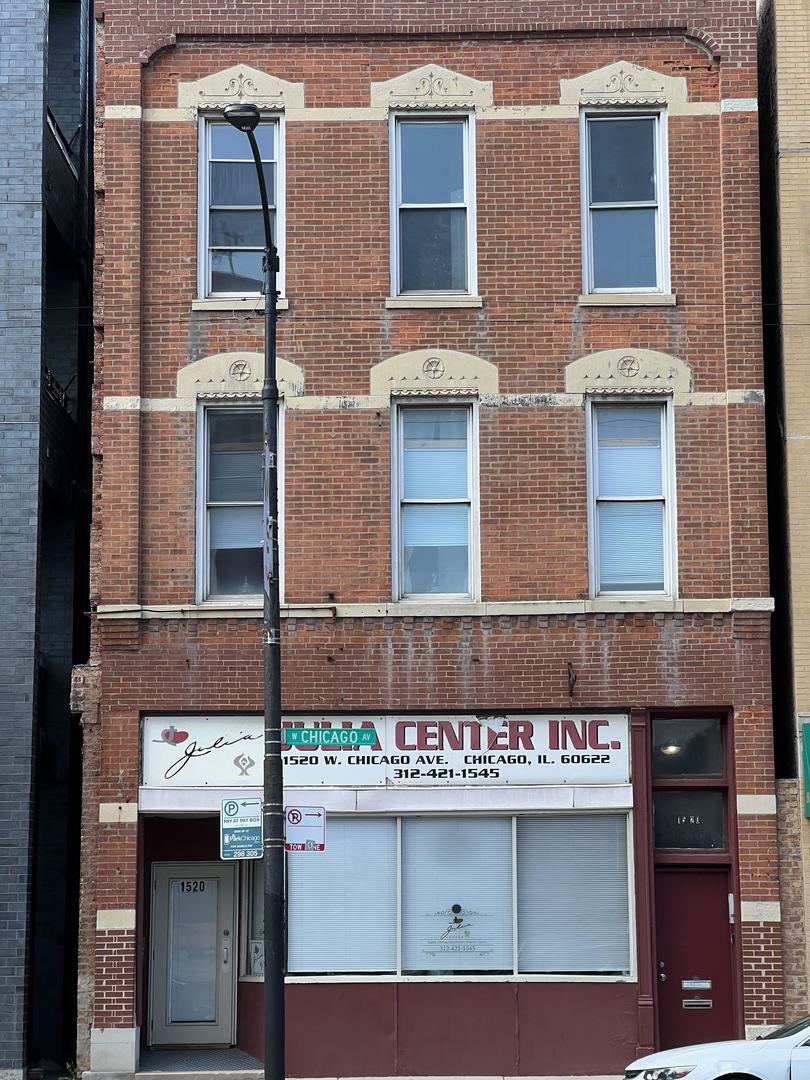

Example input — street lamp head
[223,102,261,132]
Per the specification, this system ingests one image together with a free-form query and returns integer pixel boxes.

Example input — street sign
[286,728,376,747]
[220,797,262,859]
[284,805,325,852]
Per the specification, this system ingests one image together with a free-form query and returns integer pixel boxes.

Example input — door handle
[659,972,667,981]
[223,945,229,965]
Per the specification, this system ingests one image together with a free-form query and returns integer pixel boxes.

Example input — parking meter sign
[220,798,263,860]
[285,805,325,852]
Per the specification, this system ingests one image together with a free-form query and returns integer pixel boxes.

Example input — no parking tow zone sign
[285,805,325,852]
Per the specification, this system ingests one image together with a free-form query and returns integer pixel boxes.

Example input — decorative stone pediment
[178,65,305,112]
[559,62,687,107]
[177,352,305,400]
[370,349,498,397]
[565,349,692,395]
[371,65,494,111]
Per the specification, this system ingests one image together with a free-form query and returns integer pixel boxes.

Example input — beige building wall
[764,0,810,1016]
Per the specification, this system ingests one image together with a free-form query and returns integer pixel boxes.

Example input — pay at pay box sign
[285,805,325,852]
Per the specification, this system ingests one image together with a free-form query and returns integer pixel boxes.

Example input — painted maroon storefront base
[238,980,639,1075]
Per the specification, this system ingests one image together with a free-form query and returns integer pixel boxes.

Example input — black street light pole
[223,100,285,1080]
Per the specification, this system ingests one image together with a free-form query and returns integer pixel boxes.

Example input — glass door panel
[168,878,218,1023]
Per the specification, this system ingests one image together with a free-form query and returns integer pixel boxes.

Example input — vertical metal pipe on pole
[223,102,285,1080]
[261,211,284,1080]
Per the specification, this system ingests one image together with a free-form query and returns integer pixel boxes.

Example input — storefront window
[517,814,630,973]
[283,813,631,978]
[402,817,513,973]
[287,818,397,974]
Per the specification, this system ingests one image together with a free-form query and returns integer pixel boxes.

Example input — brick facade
[82,2,785,1075]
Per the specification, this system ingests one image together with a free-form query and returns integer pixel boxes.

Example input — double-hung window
[394,403,477,599]
[392,116,475,295]
[198,407,263,599]
[282,814,631,977]
[581,113,668,294]
[587,401,675,596]
[199,118,281,297]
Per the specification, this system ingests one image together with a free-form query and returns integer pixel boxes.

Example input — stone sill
[385,295,484,308]
[192,297,290,311]
[578,293,677,307]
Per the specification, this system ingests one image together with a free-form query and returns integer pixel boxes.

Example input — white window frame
[276,812,635,982]
[586,397,677,598]
[196,402,285,603]
[580,109,669,295]
[389,112,477,297]
[391,399,480,602]
[197,114,285,299]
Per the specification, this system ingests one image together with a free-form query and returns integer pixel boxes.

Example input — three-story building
[77,3,784,1076]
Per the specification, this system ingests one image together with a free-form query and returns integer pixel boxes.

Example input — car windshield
[762,1015,810,1040]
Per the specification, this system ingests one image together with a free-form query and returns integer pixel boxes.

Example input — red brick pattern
[95,930,138,1028]
[742,923,785,1026]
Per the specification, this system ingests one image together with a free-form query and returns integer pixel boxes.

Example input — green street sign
[286,728,376,747]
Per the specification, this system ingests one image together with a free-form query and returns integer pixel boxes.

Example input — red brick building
[76,2,785,1077]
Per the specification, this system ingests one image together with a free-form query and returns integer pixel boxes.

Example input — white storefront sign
[142,714,629,789]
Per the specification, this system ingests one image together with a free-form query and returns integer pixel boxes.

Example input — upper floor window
[199,118,282,297]
[391,116,475,295]
[587,400,675,596]
[393,403,477,599]
[198,406,263,600]
[581,113,669,294]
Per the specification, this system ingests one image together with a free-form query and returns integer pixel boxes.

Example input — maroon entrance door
[654,869,736,1049]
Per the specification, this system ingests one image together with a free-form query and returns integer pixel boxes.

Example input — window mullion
[396,816,402,977]
[595,495,665,504]
[590,200,658,210]
[512,815,518,976]
[401,497,471,506]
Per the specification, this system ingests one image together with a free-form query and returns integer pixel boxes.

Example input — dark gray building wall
[0,0,92,1073]
[0,3,47,1075]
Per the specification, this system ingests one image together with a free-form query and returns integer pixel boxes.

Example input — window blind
[598,501,664,591]
[517,814,630,974]
[287,818,397,973]
[401,817,513,973]
[209,449,262,503]
[209,505,262,550]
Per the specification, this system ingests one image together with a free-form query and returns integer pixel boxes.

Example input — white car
[625,1017,810,1080]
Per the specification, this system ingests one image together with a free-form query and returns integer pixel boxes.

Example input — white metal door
[149,862,236,1046]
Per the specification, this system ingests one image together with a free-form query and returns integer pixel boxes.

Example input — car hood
[628,1039,758,1069]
